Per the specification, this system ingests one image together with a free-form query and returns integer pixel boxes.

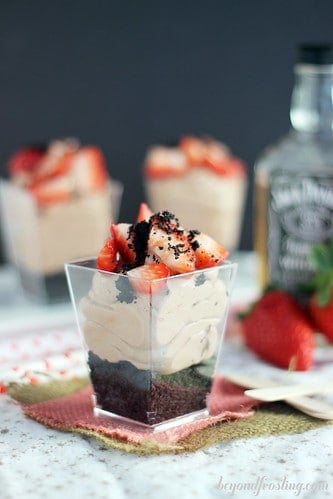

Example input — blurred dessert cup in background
[0,138,123,303]
[143,135,247,251]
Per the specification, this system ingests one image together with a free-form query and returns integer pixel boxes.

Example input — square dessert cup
[0,179,123,304]
[65,258,237,432]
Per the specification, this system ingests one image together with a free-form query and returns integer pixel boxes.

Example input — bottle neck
[290,64,333,137]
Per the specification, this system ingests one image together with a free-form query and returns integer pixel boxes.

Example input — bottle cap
[298,43,333,65]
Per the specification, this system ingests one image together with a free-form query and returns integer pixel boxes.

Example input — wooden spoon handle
[244,381,333,402]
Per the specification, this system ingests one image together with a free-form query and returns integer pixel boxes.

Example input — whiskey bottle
[254,43,333,293]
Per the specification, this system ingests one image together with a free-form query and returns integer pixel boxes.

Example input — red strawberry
[110,223,136,264]
[96,237,118,271]
[136,202,153,222]
[148,220,196,274]
[306,240,333,343]
[178,136,207,164]
[188,230,229,269]
[8,148,44,175]
[144,146,189,178]
[28,175,71,205]
[204,138,230,164]
[7,147,45,176]
[241,290,315,371]
[309,292,333,342]
[127,262,170,294]
[205,157,246,177]
[31,150,75,185]
[71,146,108,193]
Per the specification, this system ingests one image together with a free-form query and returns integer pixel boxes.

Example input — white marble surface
[1,253,333,499]
[1,364,333,499]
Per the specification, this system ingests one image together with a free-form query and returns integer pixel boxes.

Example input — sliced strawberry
[110,223,136,264]
[144,146,189,178]
[205,138,230,164]
[148,225,196,274]
[136,202,153,222]
[8,147,45,176]
[96,237,118,271]
[29,175,71,205]
[178,136,207,165]
[188,230,229,269]
[204,156,246,177]
[127,262,170,293]
[31,150,75,186]
[72,146,108,193]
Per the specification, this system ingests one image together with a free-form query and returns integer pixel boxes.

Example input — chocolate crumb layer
[88,351,211,425]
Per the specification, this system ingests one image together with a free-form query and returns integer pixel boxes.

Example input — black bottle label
[268,175,333,291]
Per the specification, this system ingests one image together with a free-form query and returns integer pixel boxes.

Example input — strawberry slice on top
[96,237,118,272]
[127,262,170,294]
[136,202,153,222]
[144,146,189,178]
[8,147,45,178]
[204,156,246,177]
[31,150,75,186]
[148,221,196,274]
[110,223,136,264]
[28,175,71,205]
[188,230,229,269]
[178,136,207,165]
[71,146,108,194]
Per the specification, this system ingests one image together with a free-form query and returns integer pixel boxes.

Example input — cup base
[93,397,211,433]
[18,268,70,304]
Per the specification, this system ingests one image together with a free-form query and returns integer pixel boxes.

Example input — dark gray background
[0,0,332,262]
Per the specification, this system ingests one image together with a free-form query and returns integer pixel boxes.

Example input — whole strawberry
[241,290,314,371]
[307,239,333,343]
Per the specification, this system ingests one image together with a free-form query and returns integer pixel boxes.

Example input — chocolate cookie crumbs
[88,352,211,425]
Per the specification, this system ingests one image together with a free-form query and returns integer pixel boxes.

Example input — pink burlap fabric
[21,377,260,445]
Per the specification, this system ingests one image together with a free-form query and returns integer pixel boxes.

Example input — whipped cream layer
[145,168,247,249]
[1,181,115,274]
[80,266,228,375]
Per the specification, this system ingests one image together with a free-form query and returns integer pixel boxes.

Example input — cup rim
[65,257,238,282]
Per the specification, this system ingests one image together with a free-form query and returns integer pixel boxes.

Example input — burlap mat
[7,377,332,455]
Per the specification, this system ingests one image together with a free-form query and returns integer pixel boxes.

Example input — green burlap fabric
[7,378,332,455]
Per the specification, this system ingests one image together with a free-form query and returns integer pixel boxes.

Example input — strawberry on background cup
[0,138,123,303]
[143,135,248,251]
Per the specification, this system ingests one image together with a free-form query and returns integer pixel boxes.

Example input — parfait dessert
[66,203,237,428]
[0,138,122,302]
[144,135,247,250]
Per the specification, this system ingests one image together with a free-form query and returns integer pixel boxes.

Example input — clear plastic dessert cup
[65,258,237,432]
[0,179,123,304]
